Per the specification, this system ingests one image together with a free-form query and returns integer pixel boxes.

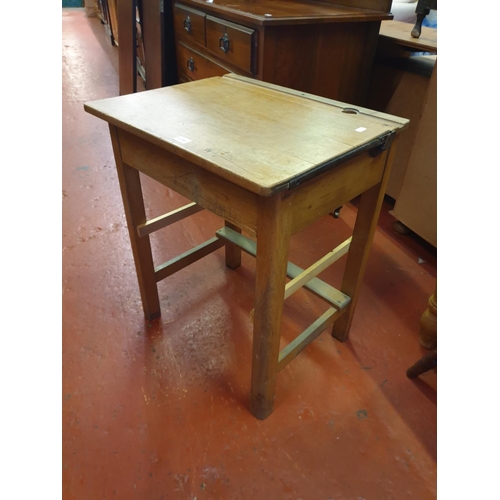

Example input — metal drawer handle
[187,57,195,72]
[183,16,191,34]
[219,33,230,54]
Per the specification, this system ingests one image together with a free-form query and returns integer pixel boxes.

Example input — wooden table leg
[406,349,437,378]
[250,194,291,419]
[224,221,242,269]
[419,285,437,349]
[332,142,398,342]
[110,125,161,320]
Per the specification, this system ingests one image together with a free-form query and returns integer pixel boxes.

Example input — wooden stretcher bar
[277,307,345,372]
[137,202,204,237]
[284,237,352,300]
[154,237,224,282]
[215,227,351,310]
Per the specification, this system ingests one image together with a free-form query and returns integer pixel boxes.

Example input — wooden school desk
[84,75,408,419]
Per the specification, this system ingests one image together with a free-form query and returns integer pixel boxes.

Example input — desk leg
[251,194,291,419]
[332,143,398,342]
[110,126,161,320]
[224,221,242,269]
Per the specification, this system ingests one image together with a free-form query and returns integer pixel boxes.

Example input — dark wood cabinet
[118,0,392,106]
[172,0,392,105]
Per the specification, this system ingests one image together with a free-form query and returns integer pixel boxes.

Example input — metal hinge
[160,0,164,13]
[369,130,396,157]
[286,129,398,190]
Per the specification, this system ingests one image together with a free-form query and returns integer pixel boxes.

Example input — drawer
[206,16,256,75]
[177,43,230,82]
[174,4,206,47]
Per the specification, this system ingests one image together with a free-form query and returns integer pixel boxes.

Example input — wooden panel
[206,16,256,74]
[391,64,437,247]
[142,0,164,90]
[289,151,387,235]
[367,56,436,199]
[176,43,230,82]
[261,21,380,105]
[117,0,136,95]
[107,0,119,45]
[117,129,259,234]
[227,74,409,126]
[174,3,206,47]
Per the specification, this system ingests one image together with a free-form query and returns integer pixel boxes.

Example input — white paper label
[355,127,367,133]
[173,136,192,144]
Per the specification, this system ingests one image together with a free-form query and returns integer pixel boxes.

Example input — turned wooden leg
[419,285,437,349]
[407,350,437,378]
[332,141,398,342]
[250,193,291,419]
[224,221,242,269]
[109,125,160,320]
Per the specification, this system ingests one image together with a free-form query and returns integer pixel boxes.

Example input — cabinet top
[379,20,437,52]
[176,0,392,26]
[84,75,408,196]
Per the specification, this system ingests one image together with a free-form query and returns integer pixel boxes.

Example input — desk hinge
[286,130,397,190]
[369,130,396,157]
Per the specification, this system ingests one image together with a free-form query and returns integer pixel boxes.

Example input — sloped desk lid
[85,74,408,196]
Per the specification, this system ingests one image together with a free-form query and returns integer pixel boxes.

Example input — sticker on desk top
[355,127,367,133]
[173,136,192,144]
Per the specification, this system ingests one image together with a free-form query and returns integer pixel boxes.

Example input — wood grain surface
[85,75,408,195]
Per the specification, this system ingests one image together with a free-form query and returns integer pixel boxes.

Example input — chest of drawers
[172,0,392,105]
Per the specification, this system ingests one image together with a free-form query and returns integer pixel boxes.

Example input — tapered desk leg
[224,221,242,269]
[109,125,161,320]
[251,194,291,419]
[332,142,398,342]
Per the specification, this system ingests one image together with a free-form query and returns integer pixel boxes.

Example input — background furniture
[116,0,177,95]
[390,61,436,246]
[171,0,392,105]
[419,285,437,349]
[407,350,436,378]
[407,284,437,380]
[94,0,118,45]
[114,0,393,104]
[367,19,436,247]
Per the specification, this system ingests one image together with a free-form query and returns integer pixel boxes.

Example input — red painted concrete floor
[63,9,437,500]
